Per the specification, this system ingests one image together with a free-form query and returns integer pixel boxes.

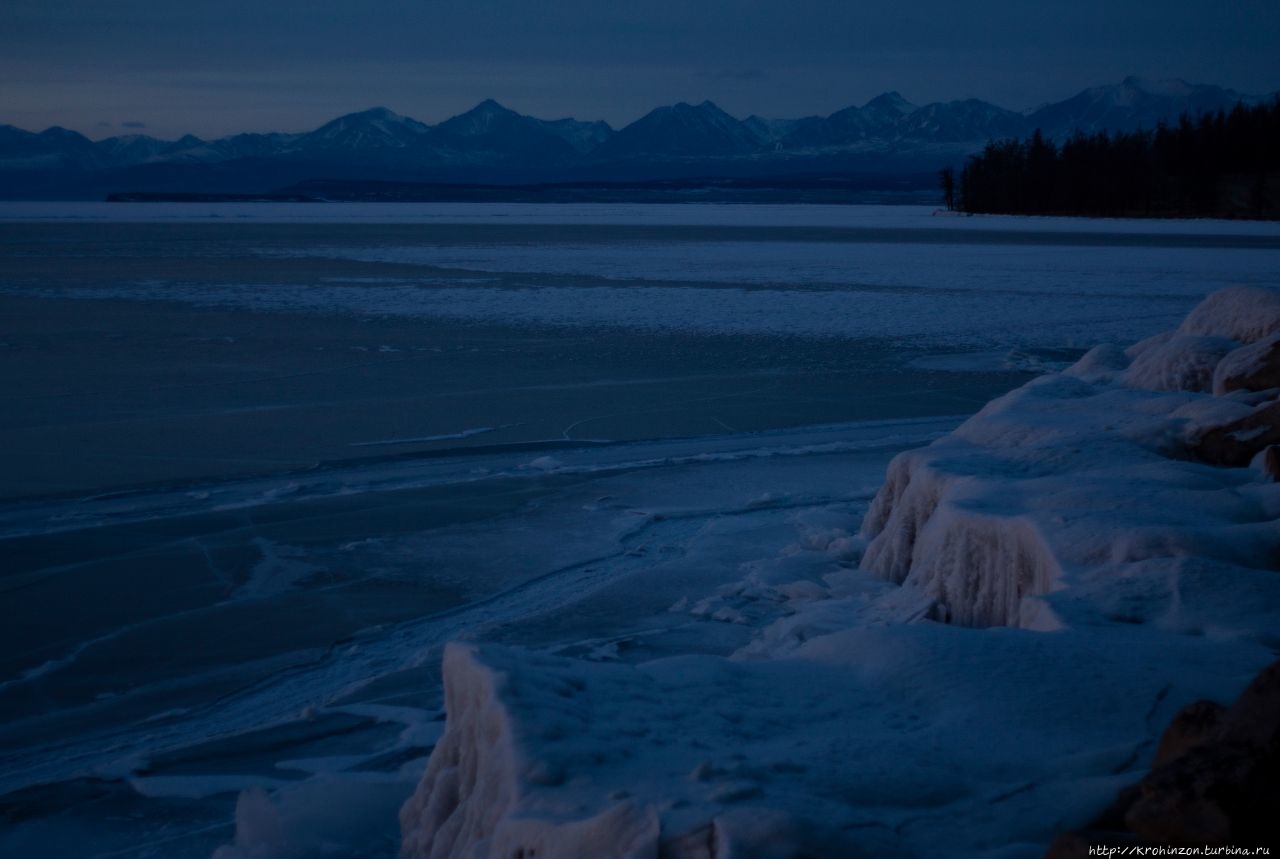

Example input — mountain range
[0,77,1272,199]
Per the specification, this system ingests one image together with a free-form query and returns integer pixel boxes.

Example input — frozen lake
[1,204,1278,857]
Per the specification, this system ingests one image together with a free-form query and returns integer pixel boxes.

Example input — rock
[1043,830,1142,859]
[1214,333,1280,395]
[1264,446,1280,481]
[1152,699,1226,768]
[1046,659,1280,853]
[1219,660,1280,751]
[1124,743,1245,844]
[1126,660,1280,845]
[1192,400,1280,468]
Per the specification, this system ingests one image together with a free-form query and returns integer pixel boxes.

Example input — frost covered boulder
[1213,332,1280,395]
[1114,288,1280,395]
[1191,399,1280,468]
[1124,333,1237,392]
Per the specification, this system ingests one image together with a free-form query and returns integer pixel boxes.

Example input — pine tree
[939,167,956,211]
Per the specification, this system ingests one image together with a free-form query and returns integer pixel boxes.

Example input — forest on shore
[945,98,1280,219]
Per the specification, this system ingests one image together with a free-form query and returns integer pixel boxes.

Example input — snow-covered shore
[390,287,1280,859]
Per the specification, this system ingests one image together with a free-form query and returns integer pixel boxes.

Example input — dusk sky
[3,0,1279,140]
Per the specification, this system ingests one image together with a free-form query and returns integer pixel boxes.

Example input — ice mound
[399,287,1280,858]
[1123,333,1237,392]
[860,287,1280,630]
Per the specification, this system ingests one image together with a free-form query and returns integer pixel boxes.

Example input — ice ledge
[398,643,862,859]
[859,287,1280,630]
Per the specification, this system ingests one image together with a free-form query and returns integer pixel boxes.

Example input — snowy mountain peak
[693,100,740,121]
[305,106,429,150]
[1026,76,1253,140]
[435,99,528,138]
[333,106,420,127]
[465,99,517,117]
[1120,76,1194,97]
[863,91,916,116]
[597,98,759,159]
[358,106,397,119]
[38,126,92,144]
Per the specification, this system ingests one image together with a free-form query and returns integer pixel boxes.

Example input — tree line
[941,98,1280,219]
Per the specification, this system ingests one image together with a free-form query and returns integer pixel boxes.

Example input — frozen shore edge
[214,287,1280,859]
[395,287,1280,858]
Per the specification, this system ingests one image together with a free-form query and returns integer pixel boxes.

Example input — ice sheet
[2,207,1278,859]
[3,201,1280,236]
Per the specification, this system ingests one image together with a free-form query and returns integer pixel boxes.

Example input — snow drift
[398,287,1280,858]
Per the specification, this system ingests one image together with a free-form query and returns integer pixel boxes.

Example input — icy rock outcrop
[399,644,659,859]
[1047,659,1280,853]
[860,287,1280,630]
[1191,400,1280,468]
[1123,334,1237,393]
[398,645,521,859]
[1213,332,1280,395]
[399,644,868,859]
[859,447,1062,628]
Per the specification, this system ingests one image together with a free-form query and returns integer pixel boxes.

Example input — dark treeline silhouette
[952,99,1280,219]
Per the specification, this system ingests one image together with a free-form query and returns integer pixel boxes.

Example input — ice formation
[860,285,1280,630]
[399,287,1280,858]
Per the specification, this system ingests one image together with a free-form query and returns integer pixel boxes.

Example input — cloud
[122,120,146,128]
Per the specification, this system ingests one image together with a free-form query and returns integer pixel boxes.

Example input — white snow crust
[396,287,1280,858]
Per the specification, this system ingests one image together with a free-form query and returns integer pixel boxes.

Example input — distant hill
[0,77,1272,199]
